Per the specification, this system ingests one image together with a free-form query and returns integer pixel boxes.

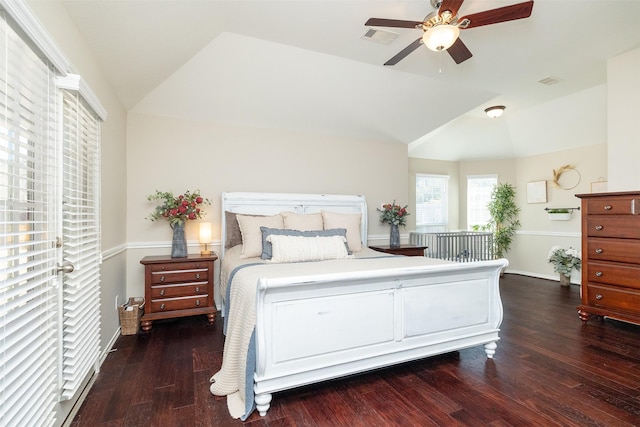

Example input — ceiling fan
[365,0,534,65]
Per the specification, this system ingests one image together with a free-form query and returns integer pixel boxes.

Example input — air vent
[538,76,564,86]
[361,28,398,44]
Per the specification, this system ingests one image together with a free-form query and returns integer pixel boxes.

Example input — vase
[559,273,571,287]
[389,223,400,248]
[171,221,188,258]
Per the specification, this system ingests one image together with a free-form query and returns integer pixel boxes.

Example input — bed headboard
[220,192,368,257]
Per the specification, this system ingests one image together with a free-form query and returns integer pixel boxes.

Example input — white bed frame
[221,192,507,417]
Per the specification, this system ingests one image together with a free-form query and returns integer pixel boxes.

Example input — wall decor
[551,164,581,190]
[526,180,547,203]
[590,179,607,193]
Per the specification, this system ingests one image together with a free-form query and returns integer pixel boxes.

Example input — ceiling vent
[538,76,564,86]
[361,28,398,44]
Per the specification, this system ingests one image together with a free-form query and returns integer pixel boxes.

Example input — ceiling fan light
[485,105,506,118]
[422,25,460,52]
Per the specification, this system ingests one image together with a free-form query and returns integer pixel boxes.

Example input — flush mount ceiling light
[422,24,460,51]
[485,105,506,118]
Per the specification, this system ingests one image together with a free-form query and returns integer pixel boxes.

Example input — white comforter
[211,247,453,419]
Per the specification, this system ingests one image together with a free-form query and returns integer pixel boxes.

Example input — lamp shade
[484,105,506,118]
[199,222,212,244]
[422,25,460,52]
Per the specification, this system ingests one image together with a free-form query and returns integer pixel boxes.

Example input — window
[467,175,497,229]
[415,174,449,232]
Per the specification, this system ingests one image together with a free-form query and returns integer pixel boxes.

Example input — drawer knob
[195,299,201,307]
[604,205,612,210]
[595,248,603,254]
[160,303,165,310]
[594,225,603,231]
[160,275,165,282]
[160,289,165,296]
[195,273,201,279]
[195,287,200,293]
[595,271,603,277]
[595,294,603,300]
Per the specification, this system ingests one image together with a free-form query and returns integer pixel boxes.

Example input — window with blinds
[415,174,449,232]
[0,11,60,427]
[467,175,498,229]
[59,90,101,400]
[0,6,104,426]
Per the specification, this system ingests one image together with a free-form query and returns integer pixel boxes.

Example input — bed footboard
[253,259,507,416]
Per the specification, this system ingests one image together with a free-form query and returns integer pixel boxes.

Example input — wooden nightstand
[369,244,428,257]
[140,254,217,331]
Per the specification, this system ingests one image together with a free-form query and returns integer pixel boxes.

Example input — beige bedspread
[211,250,452,419]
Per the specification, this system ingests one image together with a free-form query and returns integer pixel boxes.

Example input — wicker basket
[119,297,145,335]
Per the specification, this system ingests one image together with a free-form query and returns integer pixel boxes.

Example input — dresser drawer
[586,261,640,289]
[150,268,209,284]
[150,294,209,312]
[587,238,640,264]
[150,282,209,298]
[586,284,640,312]
[585,197,639,215]
[585,217,640,239]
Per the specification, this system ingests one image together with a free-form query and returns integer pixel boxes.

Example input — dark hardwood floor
[70,274,640,426]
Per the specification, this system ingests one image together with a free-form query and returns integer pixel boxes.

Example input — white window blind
[467,175,497,228]
[59,89,101,400]
[0,10,59,427]
[415,174,449,232]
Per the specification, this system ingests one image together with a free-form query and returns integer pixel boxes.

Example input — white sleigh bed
[210,192,507,420]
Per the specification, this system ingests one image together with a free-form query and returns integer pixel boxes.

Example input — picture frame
[527,180,547,203]
[590,180,608,193]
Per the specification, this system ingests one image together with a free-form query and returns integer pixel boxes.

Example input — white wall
[607,48,640,191]
[125,113,409,300]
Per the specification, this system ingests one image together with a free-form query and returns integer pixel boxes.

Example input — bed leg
[255,393,272,416]
[484,341,498,359]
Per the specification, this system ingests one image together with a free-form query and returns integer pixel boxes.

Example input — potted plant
[547,208,571,221]
[486,183,521,260]
[547,246,581,286]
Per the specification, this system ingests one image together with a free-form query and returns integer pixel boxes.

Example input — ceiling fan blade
[384,38,423,66]
[365,18,423,28]
[438,0,465,18]
[447,38,472,64]
[458,0,533,29]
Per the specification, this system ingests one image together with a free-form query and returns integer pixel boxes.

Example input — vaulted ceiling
[59,0,640,160]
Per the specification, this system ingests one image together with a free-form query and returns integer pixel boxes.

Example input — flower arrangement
[147,189,210,226]
[377,201,410,226]
[547,246,581,277]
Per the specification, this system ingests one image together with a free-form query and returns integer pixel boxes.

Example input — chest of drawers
[576,191,640,325]
[140,254,217,331]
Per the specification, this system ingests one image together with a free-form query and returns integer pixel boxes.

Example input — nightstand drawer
[150,268,209,284]
[150,295,209,312]
[150,282,209,298]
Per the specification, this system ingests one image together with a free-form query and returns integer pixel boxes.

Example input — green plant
[548,208,570,214]
[485,183,521,259]
[547,246,581,276]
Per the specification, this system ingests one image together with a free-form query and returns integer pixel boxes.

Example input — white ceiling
[59,0,640,161]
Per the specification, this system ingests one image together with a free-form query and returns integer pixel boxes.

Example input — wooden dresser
[575,191,640,324]
[140,254,217,331]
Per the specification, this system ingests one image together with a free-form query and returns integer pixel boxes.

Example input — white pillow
[267,234,351,263]
[280,211,324,231]
[236,214,284,258]
[321,211,362,252]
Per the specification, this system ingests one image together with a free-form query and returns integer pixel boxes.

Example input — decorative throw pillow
[224,211,244,249]
[267,234,351,263]
[260,227,349,259]
[236,214,284,258]
[321,211,362,252]
[280,211,324,231]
